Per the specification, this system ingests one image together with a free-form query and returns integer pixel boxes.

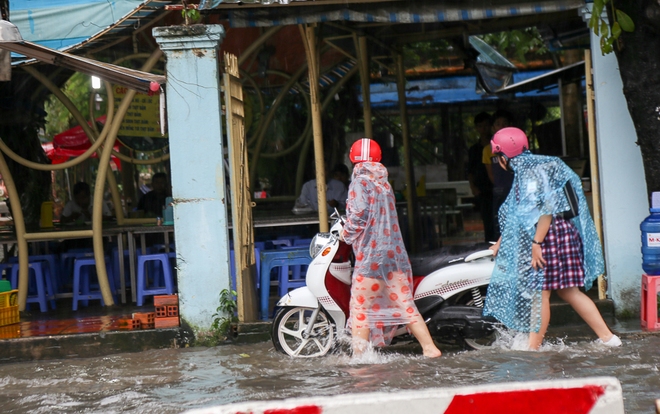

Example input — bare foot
[528,332,544,350]
[422,346,442,358]
[352,337,370,357]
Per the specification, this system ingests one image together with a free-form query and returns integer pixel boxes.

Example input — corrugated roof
[216,0,583,28]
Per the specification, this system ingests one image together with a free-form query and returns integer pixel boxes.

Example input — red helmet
[349,138,382,163]
[491,127,529,159]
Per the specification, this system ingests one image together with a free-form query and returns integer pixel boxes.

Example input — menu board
[113,85,169,152]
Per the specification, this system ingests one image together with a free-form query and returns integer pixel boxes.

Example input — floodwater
[0,329,658,414]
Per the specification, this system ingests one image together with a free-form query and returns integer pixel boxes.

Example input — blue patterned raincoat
[483,151,605,332]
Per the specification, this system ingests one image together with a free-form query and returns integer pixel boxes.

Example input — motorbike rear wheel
[455,287,501,351]
[271,306,335,357]
[463,332,500,350]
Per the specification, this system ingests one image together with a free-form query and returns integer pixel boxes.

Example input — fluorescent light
[91,76,101,89]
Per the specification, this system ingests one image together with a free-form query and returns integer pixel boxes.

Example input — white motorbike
[271,212,498,357]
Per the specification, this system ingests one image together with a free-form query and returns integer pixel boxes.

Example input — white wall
[589,19,647,314]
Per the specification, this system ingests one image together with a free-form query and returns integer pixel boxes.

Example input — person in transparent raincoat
[341,138,442,358]
[483,128,621,349]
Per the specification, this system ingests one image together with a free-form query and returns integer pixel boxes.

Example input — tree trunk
[612,0,660,196]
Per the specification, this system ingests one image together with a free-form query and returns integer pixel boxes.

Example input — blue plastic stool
[10,261,56,312]
[60,250,94,292]
[270,239,292,248]
[29,254,60,295]
[144,250,176,288]
[112,247,144,292]
[293,238,313,247]
[136,253,175,306]
[71,257,115,311]
[259,247,311,320]
[155,251,177,289]
[10,254,60,295]
[291,239,312,280]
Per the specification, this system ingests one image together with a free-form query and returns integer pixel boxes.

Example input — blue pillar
[153,25,230,332]
[583,6,646,315]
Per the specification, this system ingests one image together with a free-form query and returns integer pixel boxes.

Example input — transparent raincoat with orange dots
[342,162,421,346]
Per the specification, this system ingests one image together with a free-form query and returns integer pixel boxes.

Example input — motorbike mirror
[330,207,345,225]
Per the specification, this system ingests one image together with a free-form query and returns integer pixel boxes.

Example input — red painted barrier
[185,377,623,414]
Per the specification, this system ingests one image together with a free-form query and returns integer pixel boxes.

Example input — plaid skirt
[541,215,585,290]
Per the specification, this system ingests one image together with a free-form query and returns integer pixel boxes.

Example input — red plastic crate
[155,316,179,329]
[154,294,178,307]
[641,274,660,331]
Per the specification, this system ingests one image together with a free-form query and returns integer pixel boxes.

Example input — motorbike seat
[409,242,491,276]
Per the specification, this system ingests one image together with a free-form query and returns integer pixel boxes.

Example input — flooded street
[0,331,658,414]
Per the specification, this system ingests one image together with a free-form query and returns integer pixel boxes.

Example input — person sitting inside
[295,163,350,213]
[60,181,113,224]
[137,172,171,217]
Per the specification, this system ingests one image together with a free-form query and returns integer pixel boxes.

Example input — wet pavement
[0,321,658,414]
[1,213,657,412]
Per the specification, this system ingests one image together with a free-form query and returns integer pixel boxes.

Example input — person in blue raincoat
[483,127,621,350]
[341,138,442,358]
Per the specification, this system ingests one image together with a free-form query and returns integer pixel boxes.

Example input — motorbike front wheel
[271,306,335,357]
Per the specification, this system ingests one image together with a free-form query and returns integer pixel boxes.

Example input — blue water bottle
[641,192,660,275]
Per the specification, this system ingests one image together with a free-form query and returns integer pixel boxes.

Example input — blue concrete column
[153,25,230,332]
[583,6,647,315]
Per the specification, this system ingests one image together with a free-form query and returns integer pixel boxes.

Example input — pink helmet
[491,127,529,159]
[349,138,382,163]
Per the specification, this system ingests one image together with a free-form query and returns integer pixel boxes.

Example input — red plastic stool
[641,274,660,331]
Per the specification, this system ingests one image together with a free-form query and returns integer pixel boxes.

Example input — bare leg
[407,314,442,358]
[556,287,614,341]
[529,290,552,350]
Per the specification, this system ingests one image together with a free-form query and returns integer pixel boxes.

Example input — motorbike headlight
[309,232,335,258]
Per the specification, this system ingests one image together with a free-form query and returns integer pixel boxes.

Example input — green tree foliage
[480,27,549,64]
[588,0,635,54]
[402,39,454,70]
[402,27,548,71]
[44,72,99,138]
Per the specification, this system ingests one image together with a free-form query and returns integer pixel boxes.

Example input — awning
[0,20,165,94]
[495,60,584,94]
[8,0,171,55]
[365,69,563,109]
[226,0,584,28]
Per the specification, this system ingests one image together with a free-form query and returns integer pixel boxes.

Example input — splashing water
[0,332,657,414]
